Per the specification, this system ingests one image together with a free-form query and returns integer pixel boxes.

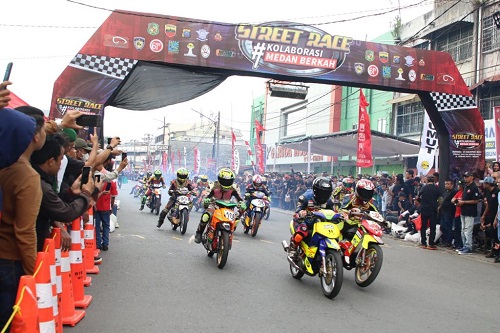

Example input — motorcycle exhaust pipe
[286,255,302,271]
[281,240,289,252]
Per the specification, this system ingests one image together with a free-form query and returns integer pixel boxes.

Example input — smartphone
[1,62,13,90]
[107,137,112,145]
[76,114,102,127]
[122,152,127,160]
[94,172,101,183]
[105,182,112,191]
[81,166,92,189]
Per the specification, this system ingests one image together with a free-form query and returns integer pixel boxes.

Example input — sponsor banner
[231,130,236,171]
[234,149,240,175]
[356,90,372,167]
[495,107,500,161]
[194,147,200,174]
[416,112,438,176]
[484,119,496,160]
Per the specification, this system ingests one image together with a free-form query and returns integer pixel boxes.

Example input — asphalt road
[65,183,499,333]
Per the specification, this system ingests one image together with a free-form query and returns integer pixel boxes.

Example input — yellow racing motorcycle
[282,209,343,299]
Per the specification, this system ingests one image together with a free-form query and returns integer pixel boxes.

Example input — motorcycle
[146,184,163,215]
[193,186,210,212]
[242,191,268,237]
[168,187,193,235]
[336,209,385,288]
[200,199,238,269]
[132,180,146,198]
[282,209,343,299]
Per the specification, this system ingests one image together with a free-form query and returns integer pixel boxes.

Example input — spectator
[479,177,498,258]
[389,175,410,211]
[404,169,415,201]
[30,133,94,252]
[417,175,442,250]
[456,171,480,254]
[438,179,457,247]
[0,103,45,331]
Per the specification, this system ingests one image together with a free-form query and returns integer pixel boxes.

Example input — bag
[285,194,291,202]
[110,213,117,233]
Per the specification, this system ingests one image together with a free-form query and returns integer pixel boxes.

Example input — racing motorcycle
[146,184,163,215]
[336,209,385,288]
[200,199,238,269]
[193,186,210,212]
[168,187,193,235]
[132,180,146,198]
[242,191,268,237]
[282,209,343,299]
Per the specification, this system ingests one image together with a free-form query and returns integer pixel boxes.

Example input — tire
[155,200,161,215]
[265,207,270,220]
[207,251,214,257]
[320,250,343,299]
[180,209,188,235]
[355,243,383,288]
[289,260,304,280]
[216,231,230,269]
[133,188,139,198]
[251,212,262,238]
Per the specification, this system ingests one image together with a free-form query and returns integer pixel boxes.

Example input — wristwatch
[106,145,114,151]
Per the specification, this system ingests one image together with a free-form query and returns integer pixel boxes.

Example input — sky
[1,0,433,141]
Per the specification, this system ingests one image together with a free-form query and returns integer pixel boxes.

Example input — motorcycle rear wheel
[355,243,383,288]
[155,200,161,215]
[289,260,304,280]
[216,231,230,269]
[320,250,343,299]
[180,210,188,235]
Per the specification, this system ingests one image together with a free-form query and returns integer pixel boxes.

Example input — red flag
[356,89,372,167]
[193,147,200,174]
[231,130,236,171]
[254,120,266,174]
[244,140,256,173]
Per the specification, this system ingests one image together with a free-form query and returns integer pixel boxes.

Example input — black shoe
[494,257,500,263]
[194,233,202,244]
[156,222,162,228]
[102,245,109,251]
[139,205,144,211]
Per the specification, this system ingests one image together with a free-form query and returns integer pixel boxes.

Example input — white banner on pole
[234,149,240,175]
[417,112,438,177]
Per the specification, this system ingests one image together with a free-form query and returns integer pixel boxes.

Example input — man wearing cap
[416,175,442,249]
[74,137,92,161]
[479,176,498,259]
[456,171,480,254]
[438,179,458,247]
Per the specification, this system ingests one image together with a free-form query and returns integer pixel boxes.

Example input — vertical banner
[162,151,167,174]
[234,149,240,175]
[183,147,187,168]
[231,130,236,171]
[495,106,500,161]
[193,147,200,174]
[244,140,256,173]
[417,111,438,176]
[177,150,181,170]
[356,89,372,167]
[171,151,175,174]
[255,120,266,174]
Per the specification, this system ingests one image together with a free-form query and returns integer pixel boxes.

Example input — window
[479,85,500,120]
[436,25,473,62]
[282,104,306,138]
[377,118,387,133]
[483,15,500,52]
[396,102,424,135]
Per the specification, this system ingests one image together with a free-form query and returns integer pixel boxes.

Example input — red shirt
[96,181,118,211]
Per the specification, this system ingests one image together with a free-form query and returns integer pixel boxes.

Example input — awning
[469,74,500,91]
[386,93,419,104]
[279,130,420,158]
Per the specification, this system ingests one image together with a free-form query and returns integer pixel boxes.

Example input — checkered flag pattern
[70,54,137,80]
[430,92,476,111]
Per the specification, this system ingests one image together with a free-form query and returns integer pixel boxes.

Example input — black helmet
[218,168,235,189]
[312,177,333,205]
[355,179,375,202]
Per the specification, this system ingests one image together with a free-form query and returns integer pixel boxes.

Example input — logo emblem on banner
[379,52,389,63]
[147,23,159,36]
[134,37,145,51]
[165,24,177,37]
[354,63,365,75]
[365,50,374,62]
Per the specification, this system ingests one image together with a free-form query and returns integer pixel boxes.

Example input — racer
[157,167,196,228]
[194,168,245,243]
[140,170,165,211]
[289,177,335,254]
[243,174,270,226]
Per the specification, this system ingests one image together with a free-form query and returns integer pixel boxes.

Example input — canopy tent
[279,130,420,158]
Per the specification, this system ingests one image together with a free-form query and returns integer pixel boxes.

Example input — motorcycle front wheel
[251,212,262,238]
[155,199,161,215]
[265,207,270,220]
[289,260,304,280]
[320,250,343,299]
[180,209,188,235]
[355,243,383,288]
[216,231,230,269]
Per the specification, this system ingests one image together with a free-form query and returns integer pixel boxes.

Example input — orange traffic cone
[69,218,92,309]
[43,238,62,333]
[79,225,92,287]
[60,249,85,326]
[34,251,56,332]
[50,228,63,330]
[10,275,38,333]
[83,220,99,274]
[88,207,100,258]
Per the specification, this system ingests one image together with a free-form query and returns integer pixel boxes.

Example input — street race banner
[356,89,372,167]
[417,111,438,176]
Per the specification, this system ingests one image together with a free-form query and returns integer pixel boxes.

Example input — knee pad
[201,212,210,223]
[293,225,308,243]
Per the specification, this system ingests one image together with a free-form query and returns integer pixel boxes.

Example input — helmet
[355,179,375,202]
[146,171,152,178]
[154,169,162,178]
[261,176,268,186]
[312,177,333,205]
[177,167,188,184]
[200,175,208,183]
[342,177,354,189]
[218,168,235,189]
[139,171,145,177]
[252,175,263,188]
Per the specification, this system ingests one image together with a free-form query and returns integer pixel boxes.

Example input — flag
[193,147,200,174]
[234,149,240,175]
[356,89,373,167]
[255,120,266,174]
[495,106,500,162]
[170,150,175,174]
[162,151,167,174]
[231,130,236,171]
[244,140,256,173]
[417,111,438,176]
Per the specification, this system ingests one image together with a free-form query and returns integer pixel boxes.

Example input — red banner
[495,107,500,162]
[356,89,372,167]
[244,140,255,173]
[193,147,200,174]
[255,120,266,174]
[231,130,236,171]
[162,151,167,174]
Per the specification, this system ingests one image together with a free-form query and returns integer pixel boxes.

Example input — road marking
[131,235,145,239]
[172,236,183,241]
[260,240,273,244]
